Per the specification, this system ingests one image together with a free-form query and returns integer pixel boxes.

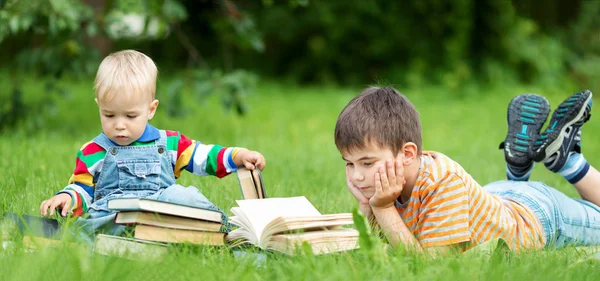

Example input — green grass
[1,76,600,280]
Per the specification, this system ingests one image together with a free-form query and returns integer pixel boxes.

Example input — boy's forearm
[372,206,422,252]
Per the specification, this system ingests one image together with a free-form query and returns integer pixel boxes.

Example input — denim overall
[75,131,227,242]
[484,180,600,248]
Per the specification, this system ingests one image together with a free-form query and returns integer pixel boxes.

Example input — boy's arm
[170,131,240,178]
[370,160,470,254]
[371,208,460,255]
[372,206,422,251]
[370,159,423,252]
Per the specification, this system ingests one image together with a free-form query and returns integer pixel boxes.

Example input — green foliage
[163,69,257,117]
[0,0,99,132]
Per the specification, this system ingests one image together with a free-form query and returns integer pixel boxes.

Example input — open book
[236,168,266,199]
[227,196,359,255]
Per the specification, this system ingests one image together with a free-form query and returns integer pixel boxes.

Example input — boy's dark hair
[334,86,422,155]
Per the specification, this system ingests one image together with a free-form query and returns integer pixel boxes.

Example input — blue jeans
[484,180,600,248]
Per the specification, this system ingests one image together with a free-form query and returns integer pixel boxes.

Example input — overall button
[110,147,118,155]
[158,147,164,154]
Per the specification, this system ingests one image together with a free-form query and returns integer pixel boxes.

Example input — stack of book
[94,168,264,258]
[94,197,228,258]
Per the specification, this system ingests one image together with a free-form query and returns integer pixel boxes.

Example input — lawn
[1,75,599,280]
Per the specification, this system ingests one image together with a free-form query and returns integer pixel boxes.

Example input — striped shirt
[395,151,545,251]
[59,124,240,216]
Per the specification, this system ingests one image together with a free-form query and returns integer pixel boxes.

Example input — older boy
[335,87,600,252]
[40,50,265,237]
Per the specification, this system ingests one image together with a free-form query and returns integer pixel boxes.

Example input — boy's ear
[95,98,99,105]
[148,99,159,120]
[399,142,418,166]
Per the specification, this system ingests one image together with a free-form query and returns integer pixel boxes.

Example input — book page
[236,196,321,239]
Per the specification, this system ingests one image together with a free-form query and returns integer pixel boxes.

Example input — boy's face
[96,93,159,146]
[342,144,401,199]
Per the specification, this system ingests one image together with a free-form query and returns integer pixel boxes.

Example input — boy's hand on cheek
[345,166,373,219]
[369,158,405,210]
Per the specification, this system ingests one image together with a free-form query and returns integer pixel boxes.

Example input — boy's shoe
[499,94,550,168]
[533,90,593,172]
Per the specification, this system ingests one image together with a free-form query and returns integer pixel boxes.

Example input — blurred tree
[0,0,268,132]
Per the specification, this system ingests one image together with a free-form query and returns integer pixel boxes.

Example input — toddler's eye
[127,115,138,119]
[104,114,114,118]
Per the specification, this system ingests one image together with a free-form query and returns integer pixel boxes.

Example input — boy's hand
[235,149,266,170]
[40,193,72,217]
[345,165,372,218]
[369,158,405,210]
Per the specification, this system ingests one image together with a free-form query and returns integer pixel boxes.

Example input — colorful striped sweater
[59,125,240,217]
[395,151,545,251]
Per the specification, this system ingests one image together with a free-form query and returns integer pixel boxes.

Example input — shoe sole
[533,90,593,162]
[504,94,550,167]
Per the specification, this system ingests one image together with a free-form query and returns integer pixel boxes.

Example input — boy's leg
[533,90,598,205]
[540,183,600,247]
[75,210,125,245]
[150,184,226,215]
[500,94,550,181]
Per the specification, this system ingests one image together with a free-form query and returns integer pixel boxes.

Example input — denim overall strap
[91,133,114,151]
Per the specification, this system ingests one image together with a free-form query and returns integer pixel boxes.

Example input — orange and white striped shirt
[395,151,545,251]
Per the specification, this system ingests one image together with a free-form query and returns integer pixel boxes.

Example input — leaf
[8,16,19,33]
[85,22,98,37]
[162,0,188,22]
[352,208,373,251]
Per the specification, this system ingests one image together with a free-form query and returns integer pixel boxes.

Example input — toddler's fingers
[61,203,69,217]
[255,157,266,170]
[244,161,256,170]
[48,200,62,217]
[40,200,49,216]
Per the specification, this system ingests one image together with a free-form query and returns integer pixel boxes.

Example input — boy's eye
[345,163,354,167]
[363,162,373,167]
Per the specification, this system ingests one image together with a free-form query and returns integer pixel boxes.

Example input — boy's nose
[352,170,365,182]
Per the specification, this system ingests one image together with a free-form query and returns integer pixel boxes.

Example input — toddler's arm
[169,131,265,178]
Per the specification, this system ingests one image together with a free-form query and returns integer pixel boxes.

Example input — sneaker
[499,94,550,168]
[533,90,593,172]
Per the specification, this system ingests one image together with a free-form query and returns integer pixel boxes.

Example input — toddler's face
[96,93,158,146]
[342,144,400,199]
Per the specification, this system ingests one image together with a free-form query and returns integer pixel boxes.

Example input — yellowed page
[235,196,321,241]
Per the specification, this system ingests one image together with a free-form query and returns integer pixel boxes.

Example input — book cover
[2,213,61,239]
[237,168,267,199]
[107,198,225,223]
[114,211,225,232]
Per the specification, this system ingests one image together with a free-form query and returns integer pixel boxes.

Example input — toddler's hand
[235,149,266,170]
[40,193,72,217]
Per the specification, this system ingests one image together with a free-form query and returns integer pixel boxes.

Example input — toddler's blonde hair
[94,50,158,102]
